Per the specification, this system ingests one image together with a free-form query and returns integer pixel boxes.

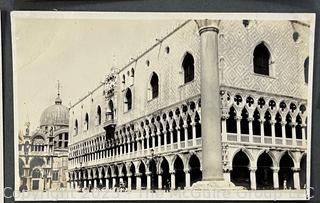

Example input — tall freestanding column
[192,19,235,190]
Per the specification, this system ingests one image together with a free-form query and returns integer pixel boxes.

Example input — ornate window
[150,72,159,99]
[253,42,271,76]
[97,105,102,125]
[182,52,195,83]
[74,119,78,135]
[304,57,309,83]
[124,88,132,111]
[85,113,89,130]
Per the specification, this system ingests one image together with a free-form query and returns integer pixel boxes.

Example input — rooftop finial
[57,80,61,97]
[55,80,62,105]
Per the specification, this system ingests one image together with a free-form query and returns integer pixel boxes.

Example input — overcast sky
[13,16,184,132]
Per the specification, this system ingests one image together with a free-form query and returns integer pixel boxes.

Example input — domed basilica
[18,91,69,191]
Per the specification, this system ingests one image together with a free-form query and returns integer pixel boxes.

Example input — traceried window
[253,42,270,76]
[182,52,195,83]
[124,88,132,111]
[150,72,159,99]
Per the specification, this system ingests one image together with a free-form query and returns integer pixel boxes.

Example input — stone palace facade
[67,20,310,191]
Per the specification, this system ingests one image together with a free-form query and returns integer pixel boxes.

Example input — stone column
[157,132,161,149]
[170,170,175,190]
[236,116,242,142]
[250,167,257,190]
[183,124,188,145]
[271,167,279,189]
[281,121,287,145]
[146,171,151,190]
[146,136,150,150]
[94,179,97,188]
[136,173,142,190]
[223,169,231,182]
[248,117,254,142]
[291,122,297,146]
[74,181,78,189]
[105,178,109,189]
[112,177,116,188]
[301,124,307,146]
[128,176,132,191]
[164,131,167,151]
[185,169,191,188]
[292,167,300,190]
[193,20,231,188]
[177,127,181,149]
[158,174,162,189]
[192,123,197,145]
[260,118,265,144]
[152,135,155,149]
[169,129,174,150]
[141,138,145,154]
[120,145,123,155]
[128,140,131,154]
[270,119,276,144]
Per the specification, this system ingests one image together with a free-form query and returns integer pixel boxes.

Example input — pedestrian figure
[283,179,287,190]
[165,179,171,192]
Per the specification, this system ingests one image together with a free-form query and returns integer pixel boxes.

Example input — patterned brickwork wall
[219,20,309,99]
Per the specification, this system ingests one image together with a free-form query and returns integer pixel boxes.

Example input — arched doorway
[107,167,112,189]
[189,155,202,186]
[160,158,170,189]
[231,151,250,189]
[139,162,147,189]
[279,153,294,189]
[149,159,158,190]
[300,154,307,189]
[256,152,273,189]
[130,163,136,190]
[174,156,185,189]
[121,165,128,187]
[31,168,42,190]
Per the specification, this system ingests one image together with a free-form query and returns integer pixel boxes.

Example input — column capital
[290,122,297,127]
[183,168,190,173]
[259,118,266,123]
[271,167,280,173]
[236,116,242,121]
[281,121,287,126]
[146,171,152,176]
[135,172,142,177]
[270,119,276,125]
[195,20,220,34]
[249,167,257,172]
[291,167,301,172]
[247,117,254,122]
[169,170,175,175]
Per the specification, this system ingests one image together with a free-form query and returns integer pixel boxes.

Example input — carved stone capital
[195,20,220,34]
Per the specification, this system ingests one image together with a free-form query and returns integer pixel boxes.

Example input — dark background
[2,0,320,202]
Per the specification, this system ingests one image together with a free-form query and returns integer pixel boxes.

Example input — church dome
[40,95,69,127]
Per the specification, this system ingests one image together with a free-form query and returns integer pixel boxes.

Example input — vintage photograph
[12,12,315,200]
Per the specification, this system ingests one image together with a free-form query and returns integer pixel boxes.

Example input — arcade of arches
[69,88,308,191]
